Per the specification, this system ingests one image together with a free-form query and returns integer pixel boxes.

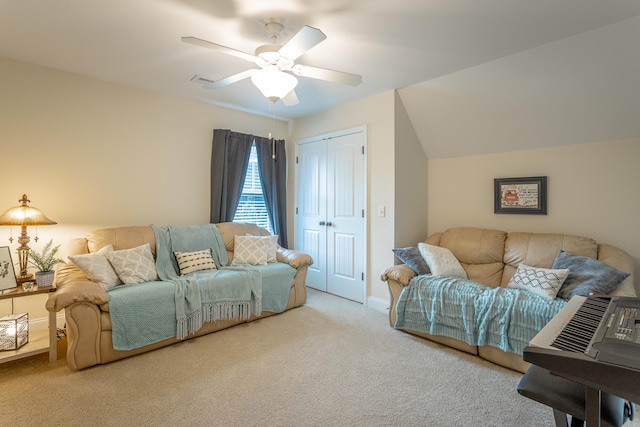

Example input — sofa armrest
[47,264,109,312]
[380,264,416,286]
[277,248,313,269]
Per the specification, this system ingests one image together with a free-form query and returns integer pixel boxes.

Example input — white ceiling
[1,0,640,156]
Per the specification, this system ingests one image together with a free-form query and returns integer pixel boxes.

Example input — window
[233,143,273,233]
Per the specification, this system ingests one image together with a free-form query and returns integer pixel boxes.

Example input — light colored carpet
[0,288,636,427]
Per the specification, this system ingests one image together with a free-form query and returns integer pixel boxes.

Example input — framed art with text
[0,246,18,291]
[494,176,547,215]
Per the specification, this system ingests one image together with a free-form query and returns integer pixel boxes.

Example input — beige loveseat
[47,222,312,370]
[381,227,636,373]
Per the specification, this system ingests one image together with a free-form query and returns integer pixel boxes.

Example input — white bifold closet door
[295,129,365,303]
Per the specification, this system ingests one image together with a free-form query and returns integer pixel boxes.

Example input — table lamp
[0,194,56,283]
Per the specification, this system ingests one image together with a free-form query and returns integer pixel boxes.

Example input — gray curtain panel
[210,129,253,223]
[255,137,288,248]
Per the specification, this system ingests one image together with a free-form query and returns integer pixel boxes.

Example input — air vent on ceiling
[190,75,215,85]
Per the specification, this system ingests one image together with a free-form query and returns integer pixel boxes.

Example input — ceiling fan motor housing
[255,44,294,70]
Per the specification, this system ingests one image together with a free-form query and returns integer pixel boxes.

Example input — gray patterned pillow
[392,246,430,275]
[231,235,268,266]
[246,233,278,263]
[507,264,569,300]
[553,250,630,299]
[105,243,158,284]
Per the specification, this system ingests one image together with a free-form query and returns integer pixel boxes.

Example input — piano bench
[517,365,629,427]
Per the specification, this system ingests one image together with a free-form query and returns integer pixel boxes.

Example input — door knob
[319,221,326,226]
[326,221,333,227]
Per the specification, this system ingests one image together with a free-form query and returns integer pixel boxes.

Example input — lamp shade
[251,66,298,102]
[0,194,56,226]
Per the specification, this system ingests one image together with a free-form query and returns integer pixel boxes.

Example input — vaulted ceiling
[1,0,639,158]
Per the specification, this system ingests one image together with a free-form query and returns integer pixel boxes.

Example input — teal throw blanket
[108,280,177,350]
[107,263,296,351]
[395,275,567,354]
[107,224,296,350]
[153,224,261,340]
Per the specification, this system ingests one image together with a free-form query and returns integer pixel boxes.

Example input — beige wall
[393,91,429,248]
[291,91,396,302]
[427,138,640,294]
[0,57,287,322]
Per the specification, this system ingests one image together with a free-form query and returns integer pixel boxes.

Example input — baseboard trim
[367,296,389,313]
[29,313,65,332]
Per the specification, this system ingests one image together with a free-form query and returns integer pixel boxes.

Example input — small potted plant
[28,239,65,287]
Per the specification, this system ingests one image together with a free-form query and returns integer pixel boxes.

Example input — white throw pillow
[231,235,268,266]
[507,263,570,300]
[418,243,468,279]
[246,233,278,263]
[174,249,217,275]
[68,245,122,291]
[105,243,158,284]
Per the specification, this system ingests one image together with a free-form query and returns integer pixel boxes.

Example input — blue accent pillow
[392,246,430,275]
[552,250,630,299]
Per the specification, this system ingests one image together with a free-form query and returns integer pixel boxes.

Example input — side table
[0,285,58,364]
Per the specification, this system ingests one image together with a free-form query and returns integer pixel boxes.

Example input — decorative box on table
[0,313,29,350]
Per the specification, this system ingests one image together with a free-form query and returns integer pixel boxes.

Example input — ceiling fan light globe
[251,67,298,101]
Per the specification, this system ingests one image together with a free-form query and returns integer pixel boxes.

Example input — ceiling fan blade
[181,36,256,62]
[292,64,362,86]
[282,90,299,106]
[203,69,256,89]
[277,26,327,60]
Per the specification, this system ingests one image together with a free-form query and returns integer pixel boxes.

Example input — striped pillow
[174,249,217,275]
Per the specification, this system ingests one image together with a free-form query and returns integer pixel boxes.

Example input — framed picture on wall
[494,176,547,215]
[0,246,18,291]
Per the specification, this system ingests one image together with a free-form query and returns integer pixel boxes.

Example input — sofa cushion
[105,243,158,284]
[418,243,467,279]
[87,226,156,256]
[216,222,263,252]
[68,244,122,291]
[553,250,630,299]
[502,233,598,288]
[507,264,569,300]
[231,235,268,265]
[393,246,430,275]
[438,228,506,287]
[174,249,217,275]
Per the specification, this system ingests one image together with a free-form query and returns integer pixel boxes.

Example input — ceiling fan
[182,22,362,106]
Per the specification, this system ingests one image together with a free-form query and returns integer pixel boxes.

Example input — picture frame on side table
[494,176,547,215]
[0,246,18,291]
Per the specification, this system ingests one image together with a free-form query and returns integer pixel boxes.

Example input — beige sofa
[381,227,636,373]
[47,222,312,370]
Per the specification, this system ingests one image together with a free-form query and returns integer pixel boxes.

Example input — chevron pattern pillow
[105,243,158,284]
[174,249,217,275]
[507,263,570,300]
[231,235,268,266]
